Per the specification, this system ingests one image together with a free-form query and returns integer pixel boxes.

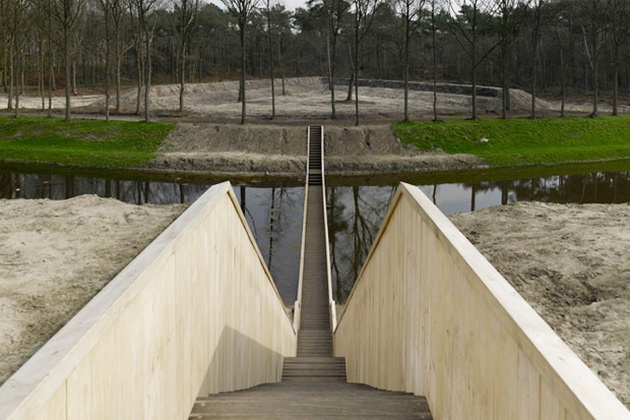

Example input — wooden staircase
[188,126,432,420]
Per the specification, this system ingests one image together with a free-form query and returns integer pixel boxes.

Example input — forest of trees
[1,0,630,120]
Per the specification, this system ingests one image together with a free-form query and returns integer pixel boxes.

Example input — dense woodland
[1,0,630,121]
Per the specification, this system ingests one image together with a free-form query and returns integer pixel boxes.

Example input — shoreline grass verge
[394,117,630,166]
[0,116,174,168]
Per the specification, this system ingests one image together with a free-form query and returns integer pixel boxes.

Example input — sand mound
[450,202,630,408]
[3,76,621,117]
[152,123,484,175]
[0,196,186,385]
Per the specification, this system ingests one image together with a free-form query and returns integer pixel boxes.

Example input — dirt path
[450,202,630,408]
[0,196,186,385]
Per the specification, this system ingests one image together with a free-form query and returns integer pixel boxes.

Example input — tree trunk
[48,21,53,117]
[267,6,275,119]
[471,39,477,120]
[104,6,110,122]
[531,43,537,119]
[144,29,151,122]
[72,57,78,95]
[330,30,337,119]
[64,26,72,121]
[354,11,359,126]
[115,27,121,112]
[346,72,354,101]
[560,47,566,118]
[500,43,508,119]
[591,60,598,117]
[136,38,143,115]
[612,65,619,116]
[179,43,185,113]
[432,5,438,122]
[7,41,13,110]
[40,38,45,110]
[14,43,20,117]
[279,35,286,95]
[403,5,410,123]
[240,22,246,124]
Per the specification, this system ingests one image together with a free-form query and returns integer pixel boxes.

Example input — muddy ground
[450,202,630,408]
[0,196,185,386]
[151,123,484,175]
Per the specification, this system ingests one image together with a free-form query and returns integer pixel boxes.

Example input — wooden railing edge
[0,181,296,419]
[225,186,297,334]
[335,181,630,419]
[319,125,337,331]
[334,185,405,331]
[294,126,311,332]
[398,182,630,419]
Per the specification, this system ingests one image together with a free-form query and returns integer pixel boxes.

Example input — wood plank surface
[189,127,432,420]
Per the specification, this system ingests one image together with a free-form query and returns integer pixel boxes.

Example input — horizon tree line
[1,0,630,123]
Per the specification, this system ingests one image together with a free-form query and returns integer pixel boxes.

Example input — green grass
[394,117,630,166]
[0,116,174,168]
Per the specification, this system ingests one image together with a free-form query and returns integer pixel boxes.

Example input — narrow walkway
[189,126,432,420]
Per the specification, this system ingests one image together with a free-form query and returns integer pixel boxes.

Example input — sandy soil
[450,202,630,408]
[152,122,484,175]
[0,196,186,386]
[3,77,623,120]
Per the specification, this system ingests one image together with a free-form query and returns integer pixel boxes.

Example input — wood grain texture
[0,182,297,420]
[333,183,630,420]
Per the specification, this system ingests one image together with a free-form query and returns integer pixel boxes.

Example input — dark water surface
[2,160,630,305]
[0,166,303,305]
[326,161,630,302]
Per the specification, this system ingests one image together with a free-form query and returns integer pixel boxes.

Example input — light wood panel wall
[0,182,297,420]
[334,182,630,420]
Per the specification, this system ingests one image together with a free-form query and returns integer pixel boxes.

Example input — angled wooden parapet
[333,182,630,420]
[0,181,297,420]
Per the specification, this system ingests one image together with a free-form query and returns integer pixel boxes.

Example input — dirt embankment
[0,196,186,385]
[151,123,483,176]
[450,202,630,408]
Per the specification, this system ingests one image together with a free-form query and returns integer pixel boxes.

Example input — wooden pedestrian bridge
[0,126,628,419]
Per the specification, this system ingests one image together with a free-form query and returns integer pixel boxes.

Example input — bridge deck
[188,126,432,420]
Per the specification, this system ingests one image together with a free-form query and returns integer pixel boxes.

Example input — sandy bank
[0,196,186,385]
[151,123,483,175]
[450,202,630,408]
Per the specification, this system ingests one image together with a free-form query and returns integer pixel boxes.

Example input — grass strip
[394,117,630,165]
[0,116,174,168]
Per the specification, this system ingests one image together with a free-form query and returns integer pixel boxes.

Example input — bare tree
[11,0,32,116]
[605,0,629,116]
[495,0,527,119]
[351,0,380,125]
[428,0,441,122]
[221,0,260,124]
[394,0,426,122]
[449,0,499,120]
[174,0,199,113]
[131,0,160,122]
[529,0,543,119]
[581,0,605,117]
[98,0,113,121]
[265,0,275,118]
[50,0,85,120]
[111,0,131,113]
[324,0,350,119]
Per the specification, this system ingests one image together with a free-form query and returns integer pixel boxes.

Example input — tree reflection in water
[0,171,304,306]
[2,168,629,306]
[328,171,630,303]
